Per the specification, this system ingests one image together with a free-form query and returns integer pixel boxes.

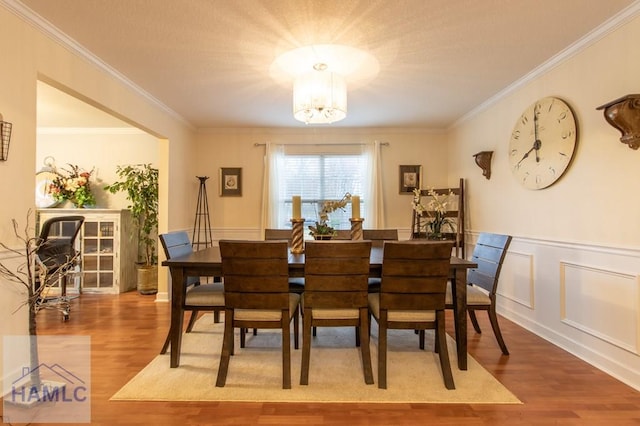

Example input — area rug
[111,314,520,404]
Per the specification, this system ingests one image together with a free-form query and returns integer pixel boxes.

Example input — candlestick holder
[350,218,364,240]
[290,218,305,253]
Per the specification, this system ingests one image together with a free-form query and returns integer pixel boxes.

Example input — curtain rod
[253,142,389,147]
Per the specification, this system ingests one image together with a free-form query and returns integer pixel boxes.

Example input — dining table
[162,244,478,370]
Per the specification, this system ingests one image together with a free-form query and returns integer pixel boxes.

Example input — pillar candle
[351,195,360,219]
[292,195,301,219]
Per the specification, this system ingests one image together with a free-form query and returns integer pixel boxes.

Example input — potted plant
[104,164,159,294]
[308,192,351,239]
[412,187,455,239]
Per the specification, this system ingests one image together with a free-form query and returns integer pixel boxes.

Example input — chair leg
[215,309,234,387]
[488,307,510,355]
[240,328,246,348]
[469,309,482,333]
[377,312,388,389]
[160,330,170,354]
[185,311,199,333]
[281,315,292,389]
[214,310,221,323]
[359,308,374,385]
[419,330,425,350]
[355,326,360,347]
[293,306,300,350]
[300,308,313,385]
[436,310,455,390]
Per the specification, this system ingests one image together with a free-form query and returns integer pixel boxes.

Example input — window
[274,153,368,229]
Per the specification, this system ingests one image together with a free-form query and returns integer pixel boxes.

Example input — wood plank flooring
[3,291,640,425]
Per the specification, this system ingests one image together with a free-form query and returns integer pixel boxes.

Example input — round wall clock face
[35,170,61,208]
[508,96,577,190]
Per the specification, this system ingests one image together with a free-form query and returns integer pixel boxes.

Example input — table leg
[453,267,468,370]
[169,267,186,368]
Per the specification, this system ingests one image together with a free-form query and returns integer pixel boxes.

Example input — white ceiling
[17,0,638,129]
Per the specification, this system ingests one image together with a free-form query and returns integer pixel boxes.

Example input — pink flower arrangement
[49,164,96,208]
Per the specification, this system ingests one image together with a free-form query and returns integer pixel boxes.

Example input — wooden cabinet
[38,209,137,293]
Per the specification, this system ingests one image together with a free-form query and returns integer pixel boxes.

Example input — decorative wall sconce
[472,151,493,179]
[596,94,640,150]
[0,113,13,161]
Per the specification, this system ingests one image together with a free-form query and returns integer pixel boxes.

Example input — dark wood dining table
[162,245,477,370]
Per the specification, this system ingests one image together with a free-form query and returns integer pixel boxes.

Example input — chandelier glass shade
[293,65,347,124]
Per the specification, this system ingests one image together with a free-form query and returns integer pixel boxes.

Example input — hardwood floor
[4,291,640,425]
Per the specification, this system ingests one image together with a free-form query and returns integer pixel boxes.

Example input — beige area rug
[111,314,520,404]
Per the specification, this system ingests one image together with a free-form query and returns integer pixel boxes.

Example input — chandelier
[293,63,347,124]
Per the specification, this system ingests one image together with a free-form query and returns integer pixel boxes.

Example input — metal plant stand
[192,176,213,251]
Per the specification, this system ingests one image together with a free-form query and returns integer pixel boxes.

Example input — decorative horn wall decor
[473,151,493,179]
[0,113,13,161]
[596,94,640,150]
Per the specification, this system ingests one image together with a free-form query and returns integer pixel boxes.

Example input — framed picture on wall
[399,165,421,194]
[219,167,242,196]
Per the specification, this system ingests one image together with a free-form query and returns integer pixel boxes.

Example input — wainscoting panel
[560,261,639,354]
[498,251,534,309]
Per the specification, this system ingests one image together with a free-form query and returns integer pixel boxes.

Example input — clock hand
[517,146,536,166]
[533,105,542,162]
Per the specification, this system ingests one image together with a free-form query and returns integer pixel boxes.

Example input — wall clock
[508,96,577,190]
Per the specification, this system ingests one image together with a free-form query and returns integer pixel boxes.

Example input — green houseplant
[104,164,159,294]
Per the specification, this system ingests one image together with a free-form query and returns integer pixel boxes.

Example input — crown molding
[452,0,640,129]
[37,127,147,135]
[2,0,191,128]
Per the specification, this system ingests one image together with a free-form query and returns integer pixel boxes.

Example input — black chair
[446,233,512,355]
[159,231,224,355]
[35,215,85,321]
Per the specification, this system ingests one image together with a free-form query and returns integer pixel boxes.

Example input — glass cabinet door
[81,220,116,290]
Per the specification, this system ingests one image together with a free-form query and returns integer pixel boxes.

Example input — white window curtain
[261,141,385,231]
[362,141,385,228]
[260,143,285,236]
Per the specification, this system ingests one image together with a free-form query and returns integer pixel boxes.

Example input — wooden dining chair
[264,228,304,294]
[216,240,300,389]
[362,229,399,293]
[446,232,512,355]
[368,240,455,389]
[300,240,373,385]
[158,231,225,355]
[333,230,352,240]
[362,229,399,247]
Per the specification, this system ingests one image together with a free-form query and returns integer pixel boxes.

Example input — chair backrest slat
[264,229,293,243]
[380,241,453,311]
[468,233,512,295]
[220,240,290,309]
[304,241,372,309]
[159,231,200,286]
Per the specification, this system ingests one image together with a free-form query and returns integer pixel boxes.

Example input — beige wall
[0,5,197,385]
[448,15,640,389]
[195,127,448,238]
[36,129,159,209]
[2,1,639,393]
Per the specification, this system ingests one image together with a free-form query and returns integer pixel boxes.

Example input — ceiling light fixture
[293,63,347,124]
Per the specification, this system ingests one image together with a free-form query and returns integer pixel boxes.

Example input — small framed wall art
[219,167,242,196]
[399,165,421,194]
